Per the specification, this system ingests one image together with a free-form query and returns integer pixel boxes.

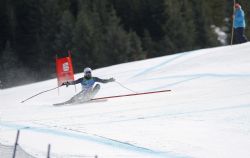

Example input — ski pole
[21,85,62,103]
[231,0,236,45]
[115,81,138,94]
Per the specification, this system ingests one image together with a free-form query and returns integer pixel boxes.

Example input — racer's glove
[62,81,70,87]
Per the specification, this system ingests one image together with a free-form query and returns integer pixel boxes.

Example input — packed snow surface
[1,43,250,158]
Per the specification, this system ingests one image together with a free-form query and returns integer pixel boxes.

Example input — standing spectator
[234,3,248,44]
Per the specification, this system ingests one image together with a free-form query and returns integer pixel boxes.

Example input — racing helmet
[83,67,92,78]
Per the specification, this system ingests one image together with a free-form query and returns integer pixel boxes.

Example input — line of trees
[0,0,249,88]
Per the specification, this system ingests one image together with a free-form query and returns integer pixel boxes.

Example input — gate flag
[56,51,74,86]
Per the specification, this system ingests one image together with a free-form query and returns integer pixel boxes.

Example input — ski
[53,100,74,106]
[91,89,171,101]
[53,98,107,106]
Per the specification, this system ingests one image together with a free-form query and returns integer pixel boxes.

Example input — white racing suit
[68,77,112,102]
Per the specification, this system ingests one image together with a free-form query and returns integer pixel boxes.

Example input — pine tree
[0,0,19,54]
[73,0,145,70]
[13,0,42,68]
[38,0,61,77]
[55,10,75,52]
[72,0,95,70]
[160,0,196,54]
[0,0,5,50]
[0,41,17,87]
[96,1,131,65]
[190,0,219,48]
[128,31,145,60]
[142,29,154,57]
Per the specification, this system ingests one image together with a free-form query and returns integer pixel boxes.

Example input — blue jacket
[234,8,246,28]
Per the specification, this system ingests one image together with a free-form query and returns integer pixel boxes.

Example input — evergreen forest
[0,0,249,88]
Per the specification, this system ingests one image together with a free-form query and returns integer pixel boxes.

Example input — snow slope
[1,43,250,158]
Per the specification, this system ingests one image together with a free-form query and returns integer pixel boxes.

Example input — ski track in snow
[144,73,250,91]
[128,52,191,80]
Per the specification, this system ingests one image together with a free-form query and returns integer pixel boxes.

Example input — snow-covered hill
[1,43,250,158]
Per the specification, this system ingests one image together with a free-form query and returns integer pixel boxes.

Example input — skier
[233,3,248,44]
[62,67,115,103]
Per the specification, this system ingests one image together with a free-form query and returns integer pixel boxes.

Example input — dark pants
[234,27,248,44]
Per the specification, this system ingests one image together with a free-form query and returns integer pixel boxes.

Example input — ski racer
[62,67,115,102]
